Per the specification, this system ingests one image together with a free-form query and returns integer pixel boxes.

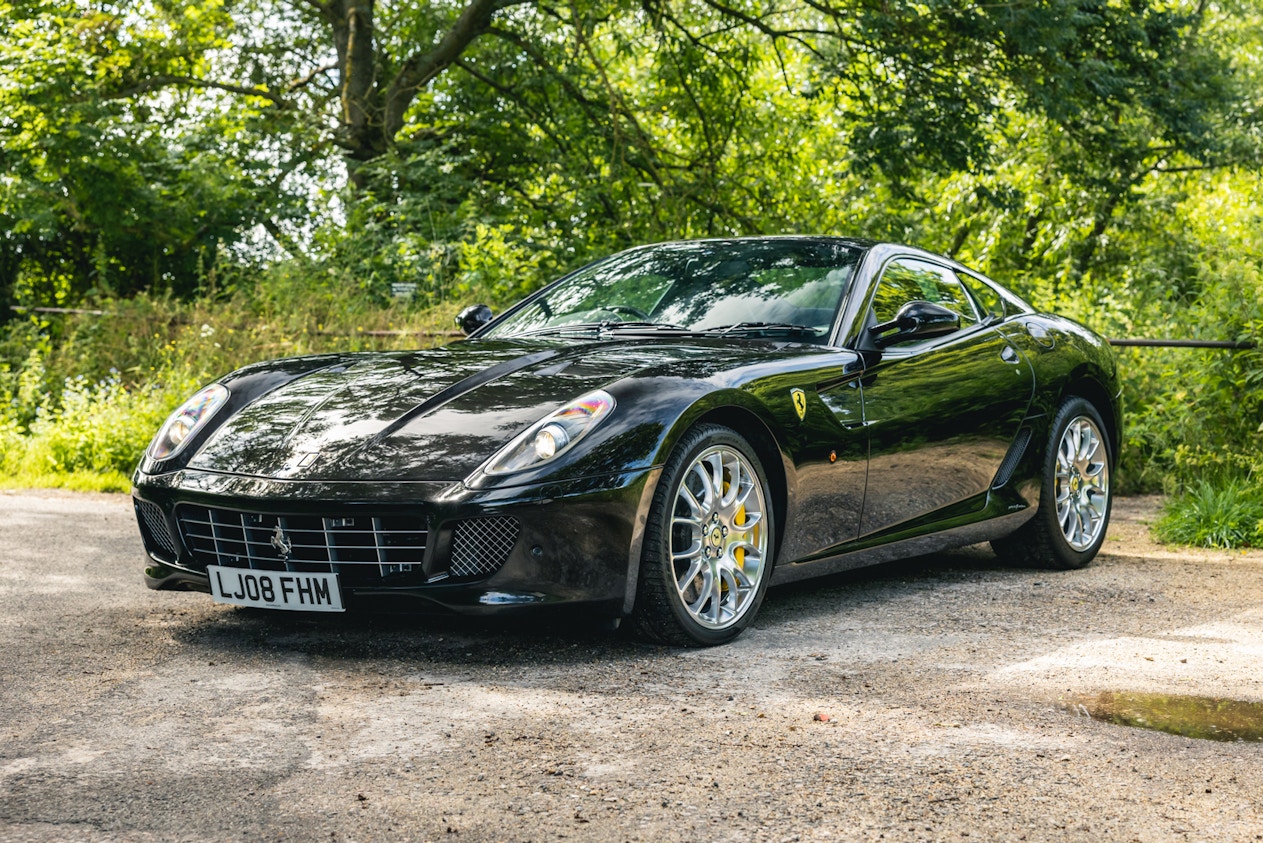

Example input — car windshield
[483,239,863,344]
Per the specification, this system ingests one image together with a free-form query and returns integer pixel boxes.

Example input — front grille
[449,517,520,579]
[176,505,428,584]
[135,499,179,561]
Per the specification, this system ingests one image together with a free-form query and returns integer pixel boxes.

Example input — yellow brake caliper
[724,468,748,583]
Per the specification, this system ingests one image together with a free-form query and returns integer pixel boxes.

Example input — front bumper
[132,466,660,616]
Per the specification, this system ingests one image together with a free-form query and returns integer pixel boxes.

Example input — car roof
[629,235,881,252]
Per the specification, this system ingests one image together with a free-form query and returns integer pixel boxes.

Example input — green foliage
[324,146,567,306]
[39,375,168,475]
[1095,169,1263,498]
[0,260,463,491]
[0,0,320,308]
[1154,477,1263,549]
[0,0,1261,555]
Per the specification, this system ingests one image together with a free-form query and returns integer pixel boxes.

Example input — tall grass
[1154,477,1263,549]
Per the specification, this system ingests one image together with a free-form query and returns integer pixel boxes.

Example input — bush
[0,260,471,492]
[0,374,193,492]
[1154,476,1263,549]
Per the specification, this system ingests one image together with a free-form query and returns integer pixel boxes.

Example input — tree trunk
[326,0,513,188]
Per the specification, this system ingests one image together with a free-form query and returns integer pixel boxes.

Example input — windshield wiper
[704,322,824,338]
[516,320,686,338]
[518,320,818,340]
[598,320,688,332]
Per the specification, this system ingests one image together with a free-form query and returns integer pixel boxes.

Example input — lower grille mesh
[449,517,520,579]
[135,499,178,560]
[175,505,427,583]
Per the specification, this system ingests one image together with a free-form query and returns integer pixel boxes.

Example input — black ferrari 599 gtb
[133,237,1119,645]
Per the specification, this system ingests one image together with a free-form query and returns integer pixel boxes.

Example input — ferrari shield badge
[790,388,807,420]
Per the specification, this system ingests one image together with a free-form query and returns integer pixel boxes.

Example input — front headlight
[484,389,616,475]
[148,383,229,460]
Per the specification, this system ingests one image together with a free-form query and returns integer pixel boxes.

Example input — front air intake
[135,499,179,561]
[174,505,429,586]
[449,517,521,579]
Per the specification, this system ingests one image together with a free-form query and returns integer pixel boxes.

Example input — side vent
[991,428,1033,490]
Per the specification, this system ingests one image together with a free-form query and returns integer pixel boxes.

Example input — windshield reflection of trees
[490,240,862,340]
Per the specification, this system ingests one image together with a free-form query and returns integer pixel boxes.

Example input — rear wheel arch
[992,394,1113,569]
[1060,373,1120,467]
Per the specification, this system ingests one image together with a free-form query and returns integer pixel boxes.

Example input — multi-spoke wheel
[1054,414,1110,552]
[992,397,1113,569]
[633,424,775,645]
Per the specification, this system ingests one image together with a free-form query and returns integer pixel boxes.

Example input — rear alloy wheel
[634,424,775,646]
[992,397,1112,569]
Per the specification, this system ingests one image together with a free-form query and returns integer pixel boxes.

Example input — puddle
[1065,691,1263,742]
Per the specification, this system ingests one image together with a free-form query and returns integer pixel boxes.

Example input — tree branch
[287,62,338,93]
[1152,161,1242,174]
[699,0,837,58]
[260,218,302,257]
[110,76,289,107]
[382,0,531,143]
[285,0,333,17]
[453,58,573,155]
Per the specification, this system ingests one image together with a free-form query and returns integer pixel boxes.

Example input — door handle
[1001,345,1019,364]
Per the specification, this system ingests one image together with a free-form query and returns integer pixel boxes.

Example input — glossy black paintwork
[133,237,1121,617]
[859,326,1034,535]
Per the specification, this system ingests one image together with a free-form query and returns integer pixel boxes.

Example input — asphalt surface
[2,491,1262,842]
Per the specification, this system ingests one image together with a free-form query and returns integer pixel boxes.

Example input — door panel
[769,365,869,563]
[859,327,1033,536]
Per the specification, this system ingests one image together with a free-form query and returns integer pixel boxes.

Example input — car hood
[188,338,732,482]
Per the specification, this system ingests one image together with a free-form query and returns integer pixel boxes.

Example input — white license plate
[208,565,344,612]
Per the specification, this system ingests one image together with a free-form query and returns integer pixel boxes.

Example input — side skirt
[769,494,1037,586]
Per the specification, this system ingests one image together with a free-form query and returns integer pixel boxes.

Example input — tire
[991,397,1113,569]
[632,424,776,646]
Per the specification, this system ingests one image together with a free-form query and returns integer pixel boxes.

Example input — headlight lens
[148,383,228,460]
[484,390,615,475]
[533,423,569,460]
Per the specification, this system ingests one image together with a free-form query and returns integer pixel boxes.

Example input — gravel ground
[1,491,1262,842]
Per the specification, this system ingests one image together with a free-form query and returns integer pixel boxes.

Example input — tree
[1,0,1256,307]
[0,0,327,307]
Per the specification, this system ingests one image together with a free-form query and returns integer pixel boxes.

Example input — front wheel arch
[632,423,778,646]
[687,405,788,566]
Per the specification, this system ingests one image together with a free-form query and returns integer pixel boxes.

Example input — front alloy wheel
[671,443,768,629]
[634,425,775,645]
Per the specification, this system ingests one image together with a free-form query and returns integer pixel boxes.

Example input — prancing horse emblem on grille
[270,524,294,559]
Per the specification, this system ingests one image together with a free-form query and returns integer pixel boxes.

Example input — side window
[958,271,1005,322]
[870,259,979,348]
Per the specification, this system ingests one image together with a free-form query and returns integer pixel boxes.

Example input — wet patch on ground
[1064,691,1263,742]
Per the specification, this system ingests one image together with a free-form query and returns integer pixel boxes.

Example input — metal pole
[1108,338,1257,349]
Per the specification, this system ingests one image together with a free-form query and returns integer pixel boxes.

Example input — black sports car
[133,237,1120,645]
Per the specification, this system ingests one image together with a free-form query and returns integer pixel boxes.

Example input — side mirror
[455,304,494,336]
[869,300,960,348]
